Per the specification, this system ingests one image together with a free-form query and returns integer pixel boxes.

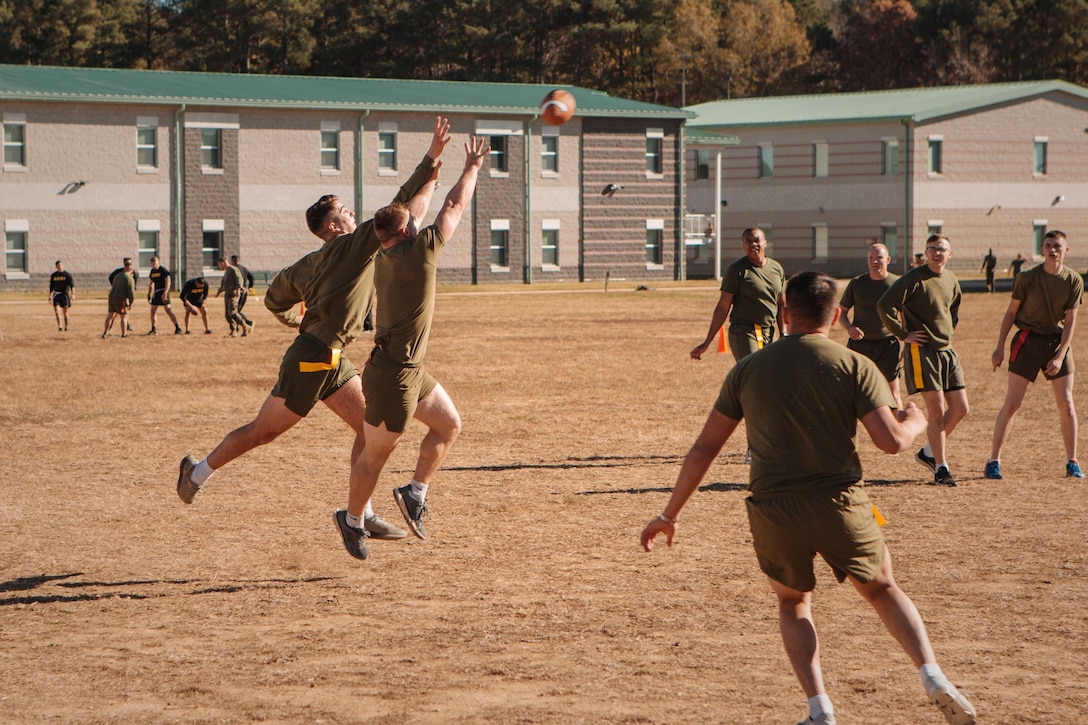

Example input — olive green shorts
[847,337,902,383]
[728,322,776,361]
[745,485,885,592]
[362,355,437,433]
[903,344,966,394]
[271,334,358,416]
[108,296,129,314]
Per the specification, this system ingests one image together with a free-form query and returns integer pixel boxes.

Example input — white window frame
[202,219,225,273]
[812,223,828,263]
[813,141,828,178]
[1033,137,1048,176]
[695,148,710,180]
[1033,220,1048,257]
[185,113,237,175]
[541,127,559,177]
[136,116,158,172]
[377,122,397,176]
[646,128,664,178]
[645,219,664,268]
[758,143,773,179]
[5,219,29,278]
[881,222,898,259]
[321,121,341,175]
[3,112,27,171]
[137,219,160,271]
[927,135,943,175]
[882,138,899,177]
[477,121,522,178]
[490,219,510,271]
[541,219,560,269]
[200,128,222,172]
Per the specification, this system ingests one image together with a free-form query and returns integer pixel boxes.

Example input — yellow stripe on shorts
[754,324,765,349]
[909,343,923,390]
[299,348,342,373]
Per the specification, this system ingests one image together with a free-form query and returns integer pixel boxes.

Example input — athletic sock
[363,500,375,518]
[920,663,946,694]
[346,511,364,529]
[807,694,833,719]
[409,479,428,503]
[922,443,934,457]
[191,458,214,486]
[937,461,949,471]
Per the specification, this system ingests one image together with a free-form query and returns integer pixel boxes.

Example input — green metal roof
[686,80,1088,129]
[684,128,739,145]
[0,64,692,119]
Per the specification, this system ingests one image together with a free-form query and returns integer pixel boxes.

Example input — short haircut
[741,226,764,240]
[786,271,838,327]
[1044,229,1067,244]
[150,256,159,263]
[374,203,411,239]
[230,254,239,263]
[306,195,339,235]
[122,257,133,266]
[925,234,951,247]
[55,260,62,266]
[869,243,890,256]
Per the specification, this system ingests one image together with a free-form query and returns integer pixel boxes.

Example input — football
[540,89,576,126]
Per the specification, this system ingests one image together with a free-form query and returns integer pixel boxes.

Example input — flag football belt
[299,348,342,373]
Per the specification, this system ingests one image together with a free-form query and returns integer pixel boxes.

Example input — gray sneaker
[176,455,202,504]
[926,676,977,725]
[333,510,370,560]
[364,515,408,540]
[393,485,429,540]
[794,714,836,725]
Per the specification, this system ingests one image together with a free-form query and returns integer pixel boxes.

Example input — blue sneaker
[984,460,1002,479]
[1067,460,1085,478]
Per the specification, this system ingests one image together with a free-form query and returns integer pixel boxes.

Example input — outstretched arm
[406,162,442,231]
[691,291,733,360]
[434,136,490,243]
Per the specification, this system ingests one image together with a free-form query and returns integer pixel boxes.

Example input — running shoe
[364,515,408,540]
[333,510,370,560]
[916,447,937,472]
[924,674,977,725]
[933,466,957,487]
[984,460,1002,480]
[394,485,429,540]
[1067,460,1085,478]
[176,455,202,504]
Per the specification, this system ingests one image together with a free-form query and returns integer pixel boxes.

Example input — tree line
[2,0,1086,105]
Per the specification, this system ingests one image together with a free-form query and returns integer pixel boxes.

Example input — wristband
[657,513,677,524]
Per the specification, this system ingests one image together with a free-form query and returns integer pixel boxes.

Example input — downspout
[901,118,912,275]
[678,124,686,281]
[357,110,370,223]
[714,150,723,281]
[174,104,186,282]
[524,114,537,284]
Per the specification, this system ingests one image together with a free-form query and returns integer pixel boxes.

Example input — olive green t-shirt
[877,265,961,350]
[372,225,445,367]
[839,272,898,339]
[283,157,436,350]
[714,334,894,495]
[109,270,135,303]
[218,265,244,294]
[264,249,322,329]
[720,256,786,328]
[1011,264,1084,335]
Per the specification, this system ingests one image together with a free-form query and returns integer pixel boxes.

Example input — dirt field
[1,283,1086,724]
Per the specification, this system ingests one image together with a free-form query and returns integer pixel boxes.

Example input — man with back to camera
[986,230,1083,479]
[877,235,968,487]
[216,257,249,337]
[642,271,977,725]
[102,258,136,338]
[48,260,74,331]
[146,255,182,335]
[231,254,256,331]
[175,117,454,549]
[981,248,997,293]
[838,242,903,409]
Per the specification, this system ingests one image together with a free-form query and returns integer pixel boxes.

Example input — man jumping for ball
[642,272,977,725]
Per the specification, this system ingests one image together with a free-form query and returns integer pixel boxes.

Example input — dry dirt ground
[1,284,1086,724]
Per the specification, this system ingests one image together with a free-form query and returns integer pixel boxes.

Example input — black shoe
[933,466,957,486]
[185,330,191,335]
[915,447,936,473]
[333,510,370,560]
[147,328,157,336]
[174,326,182,334]
[394,485,429,540]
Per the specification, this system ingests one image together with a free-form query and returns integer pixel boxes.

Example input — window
[5,221,27,274]
[136,117,157,169]
[202,219,224,269]
[695,149,709,179]
[378,124,397,172]
[541,132,558,174]
[4,114,26,167]
[646,219,664,266]
[1033,222,1047,255]
[758,144,773,179]
[927,137,942,174]
[490,220,509,267]
[541,220,559,267]
[813,141,828,178]
[882,224,898,259]
[882,139,898,176]
[927,222,943,238]
[490,135,508,173]
[1034,138,1048,175]
[138,220,160,269]
[646,129,663,176]
[321,127,340,171]
[812,224,828,261]
[201,129,222,169]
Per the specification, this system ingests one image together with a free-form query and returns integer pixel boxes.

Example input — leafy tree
[833,0,925,90]
[721,0,812,97]
[653,0,726,106]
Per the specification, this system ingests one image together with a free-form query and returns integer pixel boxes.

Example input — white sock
[191,458,214,486]
[409,479,428,502]
[920,663,946,692]
[363,500,374,518]
[922,443,933,457]
[808,694,833,719]
[346,511,364,529]
[936,461,949,471]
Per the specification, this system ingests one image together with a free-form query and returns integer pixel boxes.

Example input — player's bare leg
[206,395,303,470]
[850,547,935,667]
[920,390,949,465]
[989,373,1030,461]
[348,423,402,517]
[410,383,462,484]
[767,578,824,698]
[1052,374,1078,462]
[889,377,904,411]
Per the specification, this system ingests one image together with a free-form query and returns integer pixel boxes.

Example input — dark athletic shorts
[746,484,884,592]
[362,352,437,433]
[271,334,359,417]
[108,296,130,314]
[847,337,902,382]
[728,322,776,362]
[150,289,170,306]
[51,292,70,308]
[903,344,965,394]
[1008,329,1073,382]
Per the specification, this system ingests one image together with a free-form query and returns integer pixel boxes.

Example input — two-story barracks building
[0,65,692,290]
